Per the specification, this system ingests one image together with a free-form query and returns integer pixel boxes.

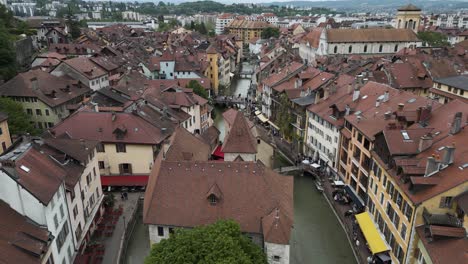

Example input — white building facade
[0,170,75,264]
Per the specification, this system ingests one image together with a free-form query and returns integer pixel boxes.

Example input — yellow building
[352,100,467,264]
[205,46,220,94]
[0,112,12,154]
[395,4,422,33]
[49,111,171,187]
[430,75,468,104]
[225,20,271,44]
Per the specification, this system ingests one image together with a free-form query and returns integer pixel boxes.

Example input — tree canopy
[0,98,38,135]
[0,6,17,81]
[145,220,267,264]
[261,27,280,39]
[187,80,209,99]
[417,31,450,47]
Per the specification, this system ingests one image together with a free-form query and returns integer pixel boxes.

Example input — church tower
[395,4,422,33]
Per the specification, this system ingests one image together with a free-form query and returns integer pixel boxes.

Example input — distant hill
[260,0,468,13]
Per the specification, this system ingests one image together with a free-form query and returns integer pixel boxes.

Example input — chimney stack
[398,103,404,111]
[324,87,330,100]
[352,86,360,102]
[384,111,392,120]
[424,156,440,177]
[418,134,433,153]
[441,145,456,166]
[345,104,350,116]
[382,91,389,102]
[375,99,381,108]
[450,112,462,135]
[111,112,116,121]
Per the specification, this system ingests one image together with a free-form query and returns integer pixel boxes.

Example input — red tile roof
[0,200,51,264]
[164,127,211,161]
[415,226,467,264]
[0,69,90,107]
[50,110,169,144]
[222,110,257,154]
[143,158,293,244]
[63,57,107,79]
[326,28,420,43]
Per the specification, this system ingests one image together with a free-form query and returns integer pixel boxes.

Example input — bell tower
[395,4,422,33]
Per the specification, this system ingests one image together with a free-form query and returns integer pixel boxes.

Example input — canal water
[123,61,356,264]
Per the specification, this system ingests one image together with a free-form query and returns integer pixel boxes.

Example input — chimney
[450,112,462,135]
[375,99,381,108]
[424,156,440,177]
[324,87,330,100]
[347,82,353,94]
[441,145,456,166]
[31,77,39,90]
[398,103,404,111]
[111,112,116,121]
[314,92,320,104]
[352,87,360,102]
[384,111,392,120]
[418,134,433,152]
[345,104,351,116]
[357,115,362,123]
[382,91,389,102]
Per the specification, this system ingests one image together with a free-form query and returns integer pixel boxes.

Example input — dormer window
[206,183,222,206]
[209,194,217,205]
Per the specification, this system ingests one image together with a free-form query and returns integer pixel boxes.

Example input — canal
[123,62,356,264]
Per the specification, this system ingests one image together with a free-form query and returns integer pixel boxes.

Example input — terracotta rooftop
[326,28,420,43]
[226,19,271,29]
[222,110,257,154]
[49,110,170,145]
[164,127,211,162]
[398,4,421,11]
[0,141,65,205]
[0,200,51,264]
[0,69,90,108]
[63,57,107,79]
[143,157,293,244]
[415,226,467,264]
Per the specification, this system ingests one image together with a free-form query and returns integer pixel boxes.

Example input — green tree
[261,27,280,39]
[417,31,450,47]
[275,93,293,139]
[0,98,38,135]
[187,80,209,99]
[144,220,267,264]
[0,25,16,81]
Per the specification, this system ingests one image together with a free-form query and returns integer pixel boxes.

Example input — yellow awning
[257,114,268,123]
[355,212,389,255]
[268,120,280,130]
[254,110,261,116]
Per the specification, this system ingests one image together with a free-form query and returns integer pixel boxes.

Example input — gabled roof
[49,111,169,145]
[143,159,293,244]
[164,127,211,162]
[326,28,420,43]
[0,200,51,264]
[0,70,90,108]
[0,144,65,205]
[222,110,257,154]
[62,57,107,79]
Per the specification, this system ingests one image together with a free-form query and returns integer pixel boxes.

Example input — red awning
[212,145,224,159]
[100,175,149,186]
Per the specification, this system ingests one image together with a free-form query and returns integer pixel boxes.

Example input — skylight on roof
[354,111,362,116]
[377,95,385,101]
[362,95,368,99]
[401,130,410,140]
[408,98,417,103]
[20,165,30,173]
[459,163,468,170]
